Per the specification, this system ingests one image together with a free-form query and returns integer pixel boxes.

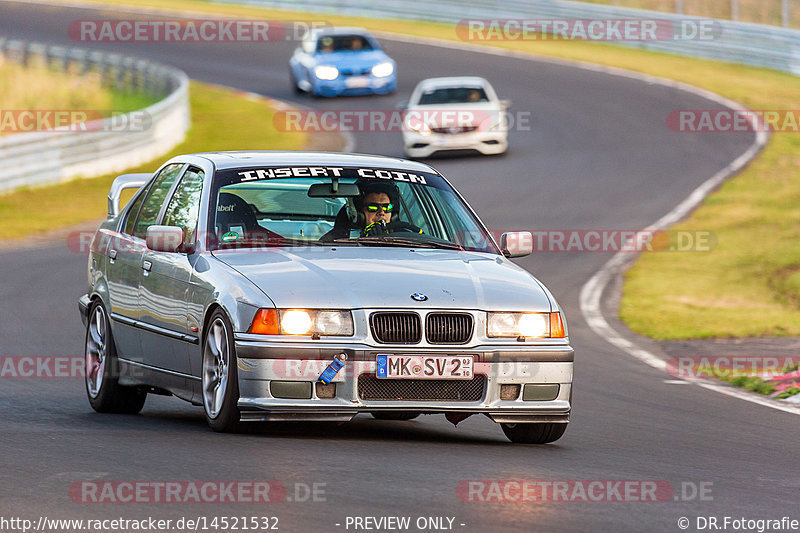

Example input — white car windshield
[417,87,489,105]
[209,167,497,253]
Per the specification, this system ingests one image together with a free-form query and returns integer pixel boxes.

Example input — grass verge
[578,0,800,28]
[0,59,155,136]
[21,0,800,339]
[0,81,305,239]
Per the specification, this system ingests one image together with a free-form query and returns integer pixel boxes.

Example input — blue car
[289,27,397,97]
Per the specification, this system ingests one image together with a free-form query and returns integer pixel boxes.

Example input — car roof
[183,151,440,173]
[311,26,374,38]
[415,76,489,90]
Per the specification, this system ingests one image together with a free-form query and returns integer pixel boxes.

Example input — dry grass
[579,0,800,27]
[0,57,154,136]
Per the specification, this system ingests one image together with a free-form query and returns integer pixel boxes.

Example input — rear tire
[501,423,567,444]
[371,412,420,421]
[85,301,146,414]
[202,310,241,432]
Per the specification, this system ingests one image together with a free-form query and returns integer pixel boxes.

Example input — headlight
[314,65,339,80]
[249,309,354,336]
[487,312,565,338]
[371,61,394,78]
[407,119,431,136]
[281,310,313,335]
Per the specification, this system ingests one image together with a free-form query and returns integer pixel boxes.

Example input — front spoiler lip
[237,402,571,423]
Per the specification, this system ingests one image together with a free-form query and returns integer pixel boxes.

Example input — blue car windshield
[317,35,374,53]
[209,167,497,253]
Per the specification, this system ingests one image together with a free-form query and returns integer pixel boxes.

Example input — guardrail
[219,0,800,75]
[0,39,189,192]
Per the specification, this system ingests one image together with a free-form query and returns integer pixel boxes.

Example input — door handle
[142,260,152,272]
[109,249,117,263]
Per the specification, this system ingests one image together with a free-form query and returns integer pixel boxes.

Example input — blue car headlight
[371,62,394,78]
[314,65,339,80]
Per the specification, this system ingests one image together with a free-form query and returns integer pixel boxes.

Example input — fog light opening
[500,384,521,401]
[315,382,337,399]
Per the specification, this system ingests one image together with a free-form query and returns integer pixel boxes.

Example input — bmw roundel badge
[410,293,428,302]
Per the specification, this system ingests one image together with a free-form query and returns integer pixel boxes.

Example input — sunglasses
[365,202,393,212]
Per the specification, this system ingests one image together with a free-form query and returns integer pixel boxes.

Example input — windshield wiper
[333,236,464,250]
[217,237,320,249]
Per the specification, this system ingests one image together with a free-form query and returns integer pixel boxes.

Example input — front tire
[85,301,146,414]
[501,423,567,444]
[202,310,240,432]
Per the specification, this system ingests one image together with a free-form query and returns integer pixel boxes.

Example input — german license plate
[345,76,370,88]
[376,354,473,380]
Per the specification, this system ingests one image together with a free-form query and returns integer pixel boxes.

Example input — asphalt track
[1,2,798,532]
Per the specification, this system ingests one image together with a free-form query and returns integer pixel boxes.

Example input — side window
[163,167,204,244]
[132,163,184,239]
[123,186,149,235]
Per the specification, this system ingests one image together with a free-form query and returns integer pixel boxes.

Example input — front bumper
[313,75,396,97]
[234,339,573,423]
[403,130,508,158]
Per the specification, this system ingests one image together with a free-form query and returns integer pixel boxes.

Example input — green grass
[0,82,305,239]
[0,59,156,136]
[20,0,800,340]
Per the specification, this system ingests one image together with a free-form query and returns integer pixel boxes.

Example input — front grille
[431,125,478,134]
[426,313,474,344]
[358,375,486,401]
[341,68,371,76]
[370,312,421,344]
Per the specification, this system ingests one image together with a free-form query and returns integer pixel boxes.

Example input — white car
[401,77,509,158]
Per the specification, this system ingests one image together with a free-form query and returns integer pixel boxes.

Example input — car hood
[316,50,391,68]
[212,247,552,311]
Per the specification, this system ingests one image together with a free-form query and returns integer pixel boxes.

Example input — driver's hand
[362,222,389,237]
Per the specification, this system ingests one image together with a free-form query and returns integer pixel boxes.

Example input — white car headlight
[487,312,564,338]
[314,65,339,80]
[371,61,394,78]
[314,311,354,336]
[281,310,313,335]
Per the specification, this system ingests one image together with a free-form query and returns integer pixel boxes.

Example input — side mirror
[500,231,532,258]
[108,173,151,217]
[500,99,511,109]
[146,225,185,253]
[396,99,408,110]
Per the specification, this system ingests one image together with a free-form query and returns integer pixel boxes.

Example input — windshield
[417,87,489,105]
[209,166,497,253]
[316,34,375,53]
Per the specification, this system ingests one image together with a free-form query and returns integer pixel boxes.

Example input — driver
[356,182,422,237]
